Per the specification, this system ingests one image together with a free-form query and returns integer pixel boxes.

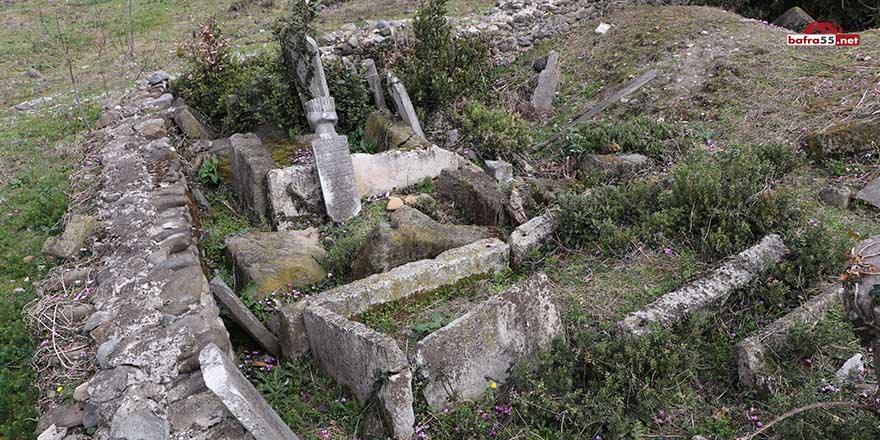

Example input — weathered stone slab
[619,234,788,336]
[378,369,415,440]
[736,284,841,395]
[312,134,362,222]
[225,228,327,298]
[772,6,814,32]
[819,185,853,209]
[509,208,559,266]
[267,164,324,230]
[485,159,514,186]
[230,133,277,223]
[352,205,492,279]
[174,105,212,140]
[267,146,473,228]
[436,168,509,226]
[580,153,649,178]
[352,146,473,198]
[210,276,281,356]
[365,111,431,151]
[530,50,558,111]
[42,214,95,259]
[856,176,880,209]
[280,238,510,359]
[415,273,563,409]
[303,306,407,401]
[387,74,424,137]
[362,59,387,110]
[199,344,300,440]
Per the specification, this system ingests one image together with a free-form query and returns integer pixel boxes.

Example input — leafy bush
[324,61,373,135]
[198,154,221,185]
[694,0,879,31]
[395,0,492,112]
[455,100,532,159]
[559,143,801,258]
[565,116,696,161]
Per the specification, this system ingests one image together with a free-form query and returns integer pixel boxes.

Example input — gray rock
[736,284,841,395]
[819,185,853,209]
[280,239,510,359]
[836,353,865,385]
[110,399,170,440]
[509,208,559,266]
[174,105,213,140]
[225,228,327,298]
[352,206,492,279]
[147,71,170,85]
[37,404,84,432]
[362,59,387,110]
[42,214,95,259]
[200,343,301,440]
[415,273,563,409]
[856,176,880,209]
[210,276,281,356]
[485,159,514,186]
[303,306,407,401]
[621,235,788,336]
[73,381,89,402]
[580,153,649,178]
[266,164,324,230]
[436,168,509,226]
[134,118,167,140]
[530,50,558,111]
[772,6,814,32]
[230,133,277,223]
[145,93,173,110]
[37,425,67,440]
[378,369,415,440]
[192,188,211,211]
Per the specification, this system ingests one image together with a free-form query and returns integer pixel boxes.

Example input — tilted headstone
[284,35,361,222]
[531,50,559,111]
[387,74,425,138]
[361,59,387,110]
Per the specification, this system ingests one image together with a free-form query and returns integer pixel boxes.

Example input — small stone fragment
[42,214,95,259]
[819,185,853,209]
[856,176,880,209]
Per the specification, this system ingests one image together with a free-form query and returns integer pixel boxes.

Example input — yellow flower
[489,381,497,390]
[56,386,63,393]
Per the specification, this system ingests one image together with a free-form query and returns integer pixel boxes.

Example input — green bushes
[694,0,878,31]
[395,0,492,113]
[559,143,801,258]
[565,116,696,161]
[455,101,532,159]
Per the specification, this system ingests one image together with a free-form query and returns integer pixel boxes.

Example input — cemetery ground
[2,1,880,439]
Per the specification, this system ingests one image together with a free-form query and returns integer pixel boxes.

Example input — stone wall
[41,78,251,439]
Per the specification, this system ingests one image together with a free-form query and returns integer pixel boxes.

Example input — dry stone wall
[44,79,254,439]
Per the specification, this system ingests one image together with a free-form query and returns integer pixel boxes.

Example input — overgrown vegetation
[394,0,492,114]
[319,202,389,284]
[454,100,532,160]
[559,143,801,259]
[696,0,880,31]
[565,116,699,161]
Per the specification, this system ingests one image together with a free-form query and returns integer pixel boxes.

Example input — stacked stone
[316,0,607,61]
[69,78,250,439]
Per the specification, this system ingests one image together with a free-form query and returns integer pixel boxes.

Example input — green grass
[0,102,99,437]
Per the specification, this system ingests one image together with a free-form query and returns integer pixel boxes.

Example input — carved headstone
[284,35,362,222]
[387,74,425,138]
[362,59,387,110]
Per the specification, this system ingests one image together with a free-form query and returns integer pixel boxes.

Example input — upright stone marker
[387,74,425,138]
[531,50,559,111]
[362,59,387,110]
[284,35,361,222]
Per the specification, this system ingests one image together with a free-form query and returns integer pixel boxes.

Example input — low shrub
[565,116,696,161]
[559,143,801,258]
[455,100,532,159]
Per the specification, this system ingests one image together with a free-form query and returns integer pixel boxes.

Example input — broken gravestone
[772,6,814,32]
[361,59,387,110]
[365,110,431,151]
[415,273,563,409]
[230,133,277,223]
[352,205,492,279]
[855,176,880,209]
[436,168,509,226]
[43,214,95,259]
[200,344,300,440]
[387,74,425,138]
[210,276,281,356]
[225,228,327,299]
[530,50,559,111]
[284,34,361,222]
